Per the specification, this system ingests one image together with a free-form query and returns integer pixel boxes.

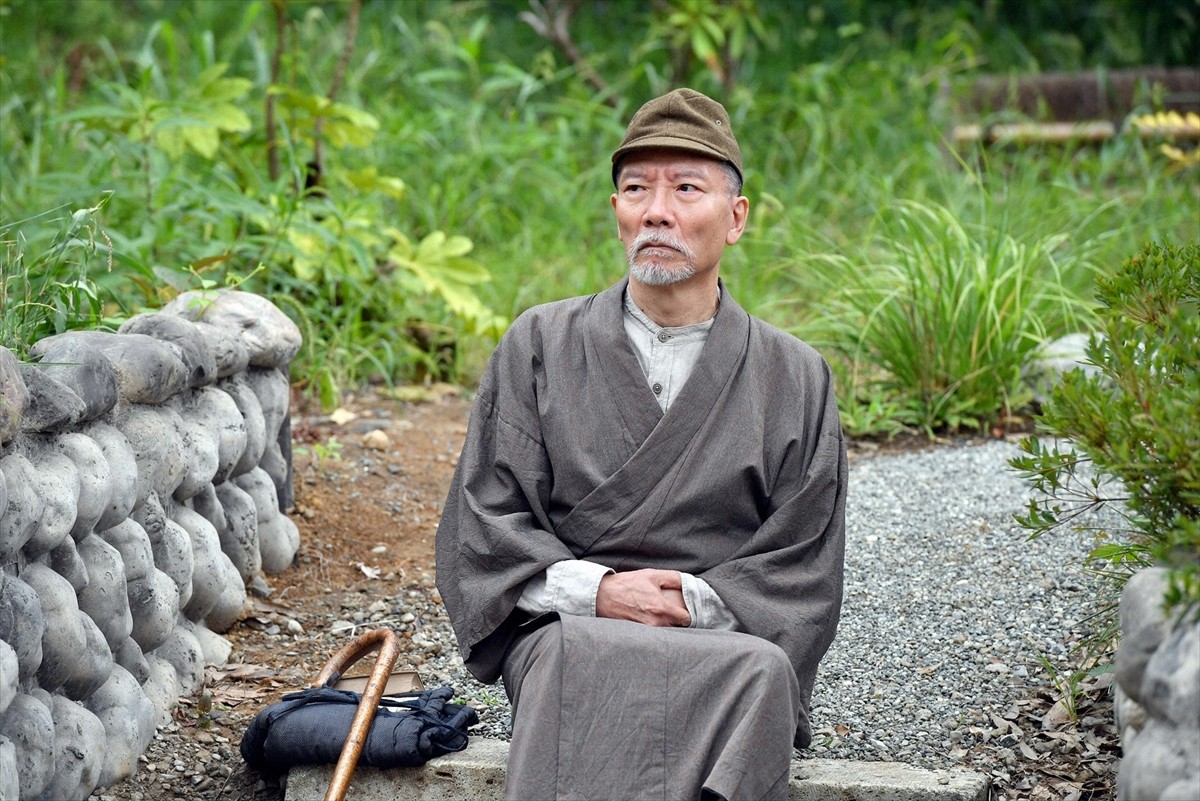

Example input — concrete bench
[284,738,988,801]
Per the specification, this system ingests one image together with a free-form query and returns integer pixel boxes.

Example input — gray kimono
[435,278,846,797]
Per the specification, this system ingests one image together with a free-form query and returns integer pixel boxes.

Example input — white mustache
[628,231,695,262]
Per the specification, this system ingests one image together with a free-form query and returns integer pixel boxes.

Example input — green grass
[1,196,115,355]
[796,197,1100,434]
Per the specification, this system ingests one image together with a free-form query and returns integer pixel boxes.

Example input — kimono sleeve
[433,323,577,683]
[698,348,847,748]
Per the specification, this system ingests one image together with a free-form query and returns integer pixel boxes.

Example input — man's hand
[595,569,691,627]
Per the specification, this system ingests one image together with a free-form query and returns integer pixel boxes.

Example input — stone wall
[1114,567,1200,800]
[0,290,302,801]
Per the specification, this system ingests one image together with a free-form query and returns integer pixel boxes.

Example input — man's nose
[643,188,675,227]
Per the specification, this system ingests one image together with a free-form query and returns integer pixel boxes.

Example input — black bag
[240,683,479,772]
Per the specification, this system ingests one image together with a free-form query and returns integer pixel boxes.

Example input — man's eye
[679,184,697,192]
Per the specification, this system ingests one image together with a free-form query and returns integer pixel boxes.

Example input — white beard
[625,231,696,286]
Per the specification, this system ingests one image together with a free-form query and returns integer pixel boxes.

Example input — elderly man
[435,88,846,801]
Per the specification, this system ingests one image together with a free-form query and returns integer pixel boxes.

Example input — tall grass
[797,198,1100,435]
[0,198,115,357]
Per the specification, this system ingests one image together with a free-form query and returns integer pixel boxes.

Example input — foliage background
[2,0,1197,429]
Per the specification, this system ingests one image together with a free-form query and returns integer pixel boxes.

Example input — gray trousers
[501,615,800,801]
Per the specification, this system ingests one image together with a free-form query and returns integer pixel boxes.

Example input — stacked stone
[0,291,302,801]
[1114,567,1200,800]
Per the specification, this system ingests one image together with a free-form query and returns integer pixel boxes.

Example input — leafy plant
[1,4,508,408]
[62,61,253,161]
[649,0,771,92]
[1011,242,1200,620]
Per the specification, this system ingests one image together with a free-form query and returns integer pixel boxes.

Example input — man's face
[610,149,748,288]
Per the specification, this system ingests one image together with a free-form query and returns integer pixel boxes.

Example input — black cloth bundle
[240,684,478,772]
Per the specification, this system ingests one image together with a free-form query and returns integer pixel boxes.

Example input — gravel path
[410,438,1109,773]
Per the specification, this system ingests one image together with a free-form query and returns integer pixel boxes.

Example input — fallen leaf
[330,408,358,425]
[249,597,295,614]
[209,664,276,681]
[211,685,274,706]
[1041,699,1074,729]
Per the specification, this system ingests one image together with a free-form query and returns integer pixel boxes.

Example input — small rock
[362,430,390,451]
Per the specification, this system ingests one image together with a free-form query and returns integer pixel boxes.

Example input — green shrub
[1011,242,1200,620]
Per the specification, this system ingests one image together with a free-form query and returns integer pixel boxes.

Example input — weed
[295,436,344,470]
[0,196,115,355]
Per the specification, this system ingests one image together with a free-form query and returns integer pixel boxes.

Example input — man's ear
[726,195,749,246]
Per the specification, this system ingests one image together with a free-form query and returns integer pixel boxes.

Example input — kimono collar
[586,277,751,449]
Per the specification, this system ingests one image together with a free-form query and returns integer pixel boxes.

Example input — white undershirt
[514,289,739,631]
[621,291,714,412]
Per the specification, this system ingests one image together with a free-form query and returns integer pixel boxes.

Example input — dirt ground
[89,388,473,801]
[87,390,1116,801]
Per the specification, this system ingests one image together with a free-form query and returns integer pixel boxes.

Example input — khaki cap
[611,88,743,185]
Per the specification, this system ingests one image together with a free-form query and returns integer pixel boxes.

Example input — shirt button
[652,382,663,395]
[657,331,670,343]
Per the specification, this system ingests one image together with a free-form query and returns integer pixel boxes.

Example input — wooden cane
[311,628,403,801]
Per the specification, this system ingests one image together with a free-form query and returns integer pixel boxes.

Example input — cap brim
[611,135,738,177]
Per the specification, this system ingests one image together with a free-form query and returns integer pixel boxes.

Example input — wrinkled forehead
[615,148,726,182]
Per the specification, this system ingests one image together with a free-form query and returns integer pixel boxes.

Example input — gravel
[411,438,1111,768]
